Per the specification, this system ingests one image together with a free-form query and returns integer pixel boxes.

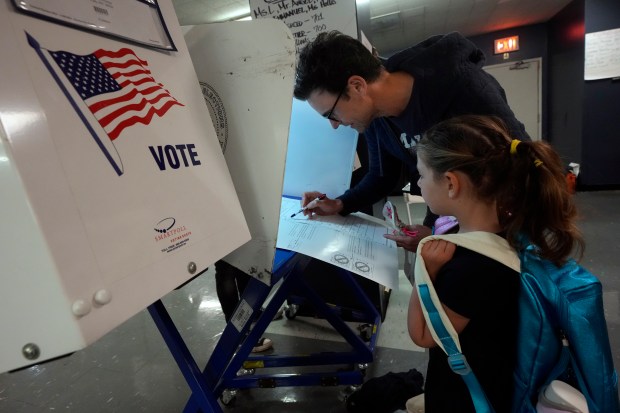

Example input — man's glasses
[323,87,345,122]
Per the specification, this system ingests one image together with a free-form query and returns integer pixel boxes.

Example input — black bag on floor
[346,368,424,413]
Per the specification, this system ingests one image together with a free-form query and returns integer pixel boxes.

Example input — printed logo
[28,32,184,176]
[200,81,228,153]
[154,217,192,254]
[400,133,421,149]
[154,217,176,233]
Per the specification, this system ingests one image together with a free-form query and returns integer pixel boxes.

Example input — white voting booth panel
[248,0,359,199]
[184,21,296,285]
[0,1,250,373]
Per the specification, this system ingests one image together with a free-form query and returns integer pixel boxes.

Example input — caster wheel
[220,389,237,406]
[358,324,372,342]
[236,367,255,376]
[284,304,299,319]
[339,384,360,402]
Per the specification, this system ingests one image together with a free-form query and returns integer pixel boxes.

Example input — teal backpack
[415,232,619,413]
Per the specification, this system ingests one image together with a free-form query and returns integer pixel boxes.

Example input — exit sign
[494,36,519,54]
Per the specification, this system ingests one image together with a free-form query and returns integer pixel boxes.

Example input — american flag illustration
[49,47,184,140]
[27,32,183,175]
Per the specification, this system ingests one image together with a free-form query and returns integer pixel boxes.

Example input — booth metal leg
[147,300,222,413]
[208,259,382,397]
[151,253,383,412]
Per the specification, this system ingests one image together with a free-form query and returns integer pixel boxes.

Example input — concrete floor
[1,191,619,412]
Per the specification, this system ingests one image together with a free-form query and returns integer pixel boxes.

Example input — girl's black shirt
[424,246,520,412]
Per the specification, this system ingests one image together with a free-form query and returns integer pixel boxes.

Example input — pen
[290,194,327,218]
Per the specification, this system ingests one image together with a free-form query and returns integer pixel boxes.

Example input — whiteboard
[249,0,358,55]
[585,28,620,80]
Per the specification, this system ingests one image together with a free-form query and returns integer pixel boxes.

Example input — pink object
[382,201,418,237]
[400,227,419,237]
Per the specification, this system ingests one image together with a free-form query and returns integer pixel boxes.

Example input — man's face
[307,87,372,133]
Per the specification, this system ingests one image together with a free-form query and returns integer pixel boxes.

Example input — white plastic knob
[93,289,112,305]
[71,299,91,317]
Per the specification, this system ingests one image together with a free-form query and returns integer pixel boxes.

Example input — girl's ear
[444,172,460,199]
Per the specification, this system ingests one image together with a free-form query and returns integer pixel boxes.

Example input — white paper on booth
[276,197,399,290]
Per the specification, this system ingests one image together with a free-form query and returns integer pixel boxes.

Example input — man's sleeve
[337,124,403,215]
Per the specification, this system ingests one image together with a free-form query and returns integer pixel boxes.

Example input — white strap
[414,231,520,354]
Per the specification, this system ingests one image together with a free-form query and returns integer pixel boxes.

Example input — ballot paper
[276,197,399,289]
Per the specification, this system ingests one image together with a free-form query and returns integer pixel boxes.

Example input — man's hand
[420,239,456,281]
[383,225,432,252]
[301,191,343,216]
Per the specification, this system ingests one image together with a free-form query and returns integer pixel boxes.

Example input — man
[293,31,529,251]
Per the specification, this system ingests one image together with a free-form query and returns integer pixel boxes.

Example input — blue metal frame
[148,250,382,413]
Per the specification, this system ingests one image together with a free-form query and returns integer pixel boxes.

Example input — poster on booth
[0,0,249,371]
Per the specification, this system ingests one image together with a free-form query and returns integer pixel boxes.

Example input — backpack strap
[415,232,520,413]
[418,283,496,413]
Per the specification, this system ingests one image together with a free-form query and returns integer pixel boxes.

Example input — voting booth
[1,0,388,409]
[249,0,394,321]
[169,0,391,407]
[0,0,260,373]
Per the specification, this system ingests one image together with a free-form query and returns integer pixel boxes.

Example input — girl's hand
[383,225,432,251]
[420,239,456,281]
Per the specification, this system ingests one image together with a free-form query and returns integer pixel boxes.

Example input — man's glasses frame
[324,87,345,122]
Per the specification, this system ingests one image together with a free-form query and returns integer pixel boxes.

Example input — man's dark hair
[294,31,382,100]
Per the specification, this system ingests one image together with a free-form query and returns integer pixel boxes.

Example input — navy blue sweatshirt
[337,32,529,222]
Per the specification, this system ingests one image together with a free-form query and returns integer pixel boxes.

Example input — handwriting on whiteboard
[249,0,357,55]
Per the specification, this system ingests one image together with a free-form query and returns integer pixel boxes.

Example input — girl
[407,115,583,412]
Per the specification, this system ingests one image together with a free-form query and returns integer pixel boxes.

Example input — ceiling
[171,0,573,54]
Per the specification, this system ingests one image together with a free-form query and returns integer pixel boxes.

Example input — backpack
[415,232,619,413]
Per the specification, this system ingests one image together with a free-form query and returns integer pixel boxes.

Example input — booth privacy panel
[283,98,358,199]
[184,20,296,285]
[0,0,249,373]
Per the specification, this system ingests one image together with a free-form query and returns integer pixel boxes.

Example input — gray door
[484,59,542,141]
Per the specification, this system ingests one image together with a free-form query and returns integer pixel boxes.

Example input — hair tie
[510,139,521,155]
[534,159,543,168]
